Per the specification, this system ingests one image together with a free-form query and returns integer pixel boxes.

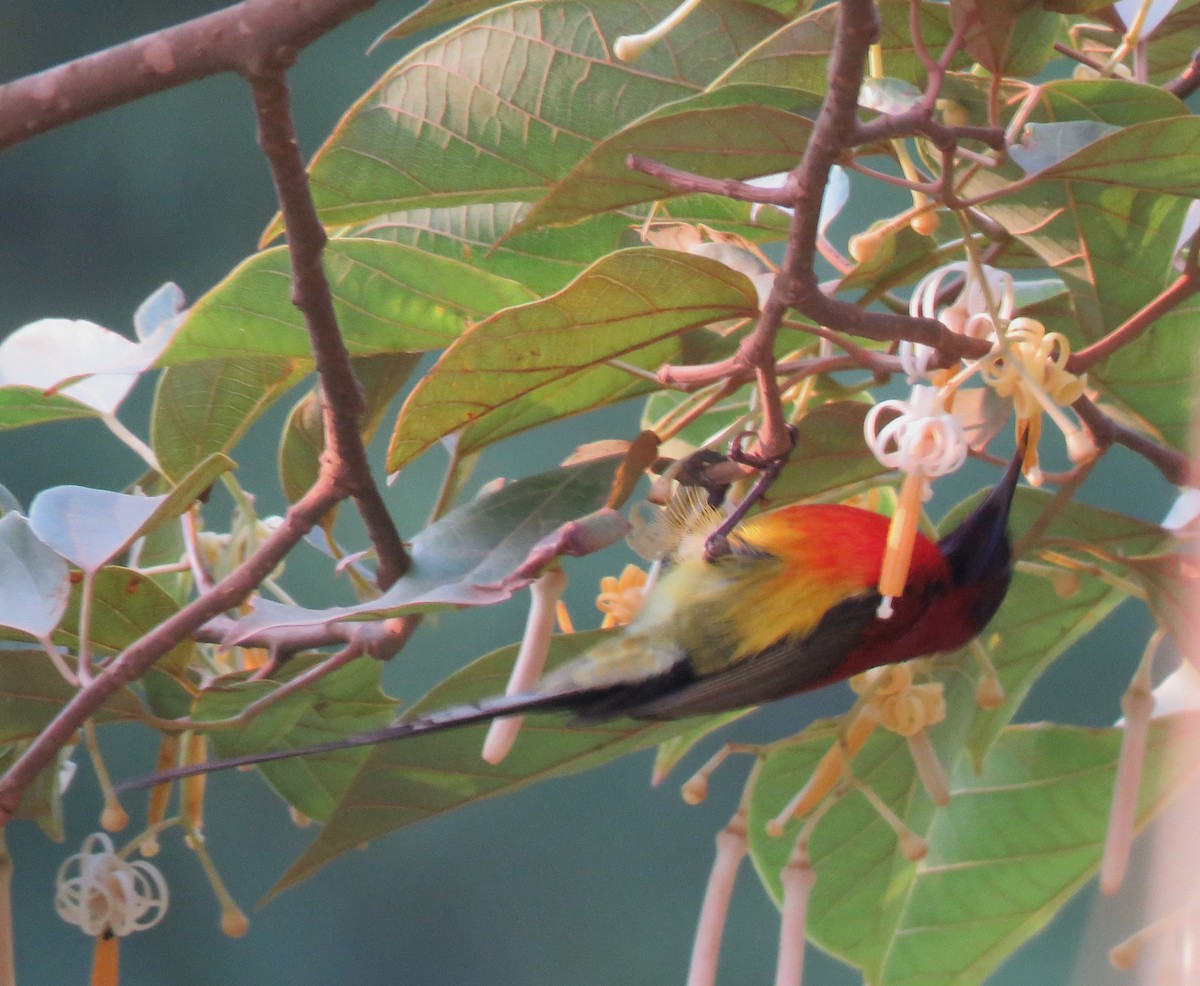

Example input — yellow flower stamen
[766,707,879,836]
[981,316,1089,484]
[596,563,650,628]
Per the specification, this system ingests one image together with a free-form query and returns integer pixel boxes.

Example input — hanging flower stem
[906,730,949,807]
[482,567,570,764]
[775,835,817,986]
[686,806,749,986]
[84,721,128,833]
[187,829,248,938]
[1101,628,1164,895]
[90,931,118,986]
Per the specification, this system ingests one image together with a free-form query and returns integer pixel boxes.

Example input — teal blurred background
[0,3,1178,984]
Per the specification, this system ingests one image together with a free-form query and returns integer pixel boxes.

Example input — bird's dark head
[934,442,1026,633]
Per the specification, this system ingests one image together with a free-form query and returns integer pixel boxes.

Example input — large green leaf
[948,0,1063,78]
[386,248,760,472]
[512,85,820,232]
[277,0,785,233]
[454,329,735,461]
[160,239,535,365]
[748,710,1200,986]
[1088,294,1200,451]
[270,629,706,895]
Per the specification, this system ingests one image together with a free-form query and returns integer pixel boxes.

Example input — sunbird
[121,447,1023,790]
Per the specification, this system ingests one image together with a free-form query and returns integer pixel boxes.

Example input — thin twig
[1054,41,1108,75]
[1072,397,1196,487]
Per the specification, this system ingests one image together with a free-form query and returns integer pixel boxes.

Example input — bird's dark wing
[597,591,881,720]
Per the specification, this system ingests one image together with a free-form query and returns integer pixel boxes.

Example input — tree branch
[0,0,379,151]
[1072,396,1197,487]
[247,66,409,588]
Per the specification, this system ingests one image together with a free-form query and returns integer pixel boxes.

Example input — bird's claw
[703,426,798,562]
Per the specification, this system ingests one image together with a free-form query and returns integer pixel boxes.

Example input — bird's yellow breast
[641,504,893,675]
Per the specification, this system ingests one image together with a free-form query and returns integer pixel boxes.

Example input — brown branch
[1054,41,1108,76]
[1164,46,1200,99]
[248,67,409,588]
[855,109,1005,152]
[194,611,418,661]
[0,0,379,151]
[1073,396,1197,487]
[1067,268,1200,374]
[627,155,792,205]
[0,476,345,824]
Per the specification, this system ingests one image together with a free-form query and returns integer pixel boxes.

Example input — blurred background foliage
[0,2,1182,984]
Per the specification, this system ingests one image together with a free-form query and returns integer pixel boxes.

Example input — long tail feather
[115,689,580,793]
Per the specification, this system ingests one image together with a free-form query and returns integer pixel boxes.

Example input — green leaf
[1090,294,1200,450]
[270,630,704,895]
[151,358,307,481]
[279,353,421,505]
[378,0,506,39]
[0,743,68,837]
[455,329,735,460]
[0,647,144,743]
[715,0,957,93]
[352,205,639,295]
[0,513,69,639]
[957,489,1170,761]
[512,85,819,233]
[949,0,1063,77]
[274,0,785,233]
[160,240,536,365]
[1030,115,1200,193]
[386,248,760,472]
[0,386,98,432]
[227,455,626,640]
[194,654,397,824]
[748,711,1200,986]
[57,567,192,672]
